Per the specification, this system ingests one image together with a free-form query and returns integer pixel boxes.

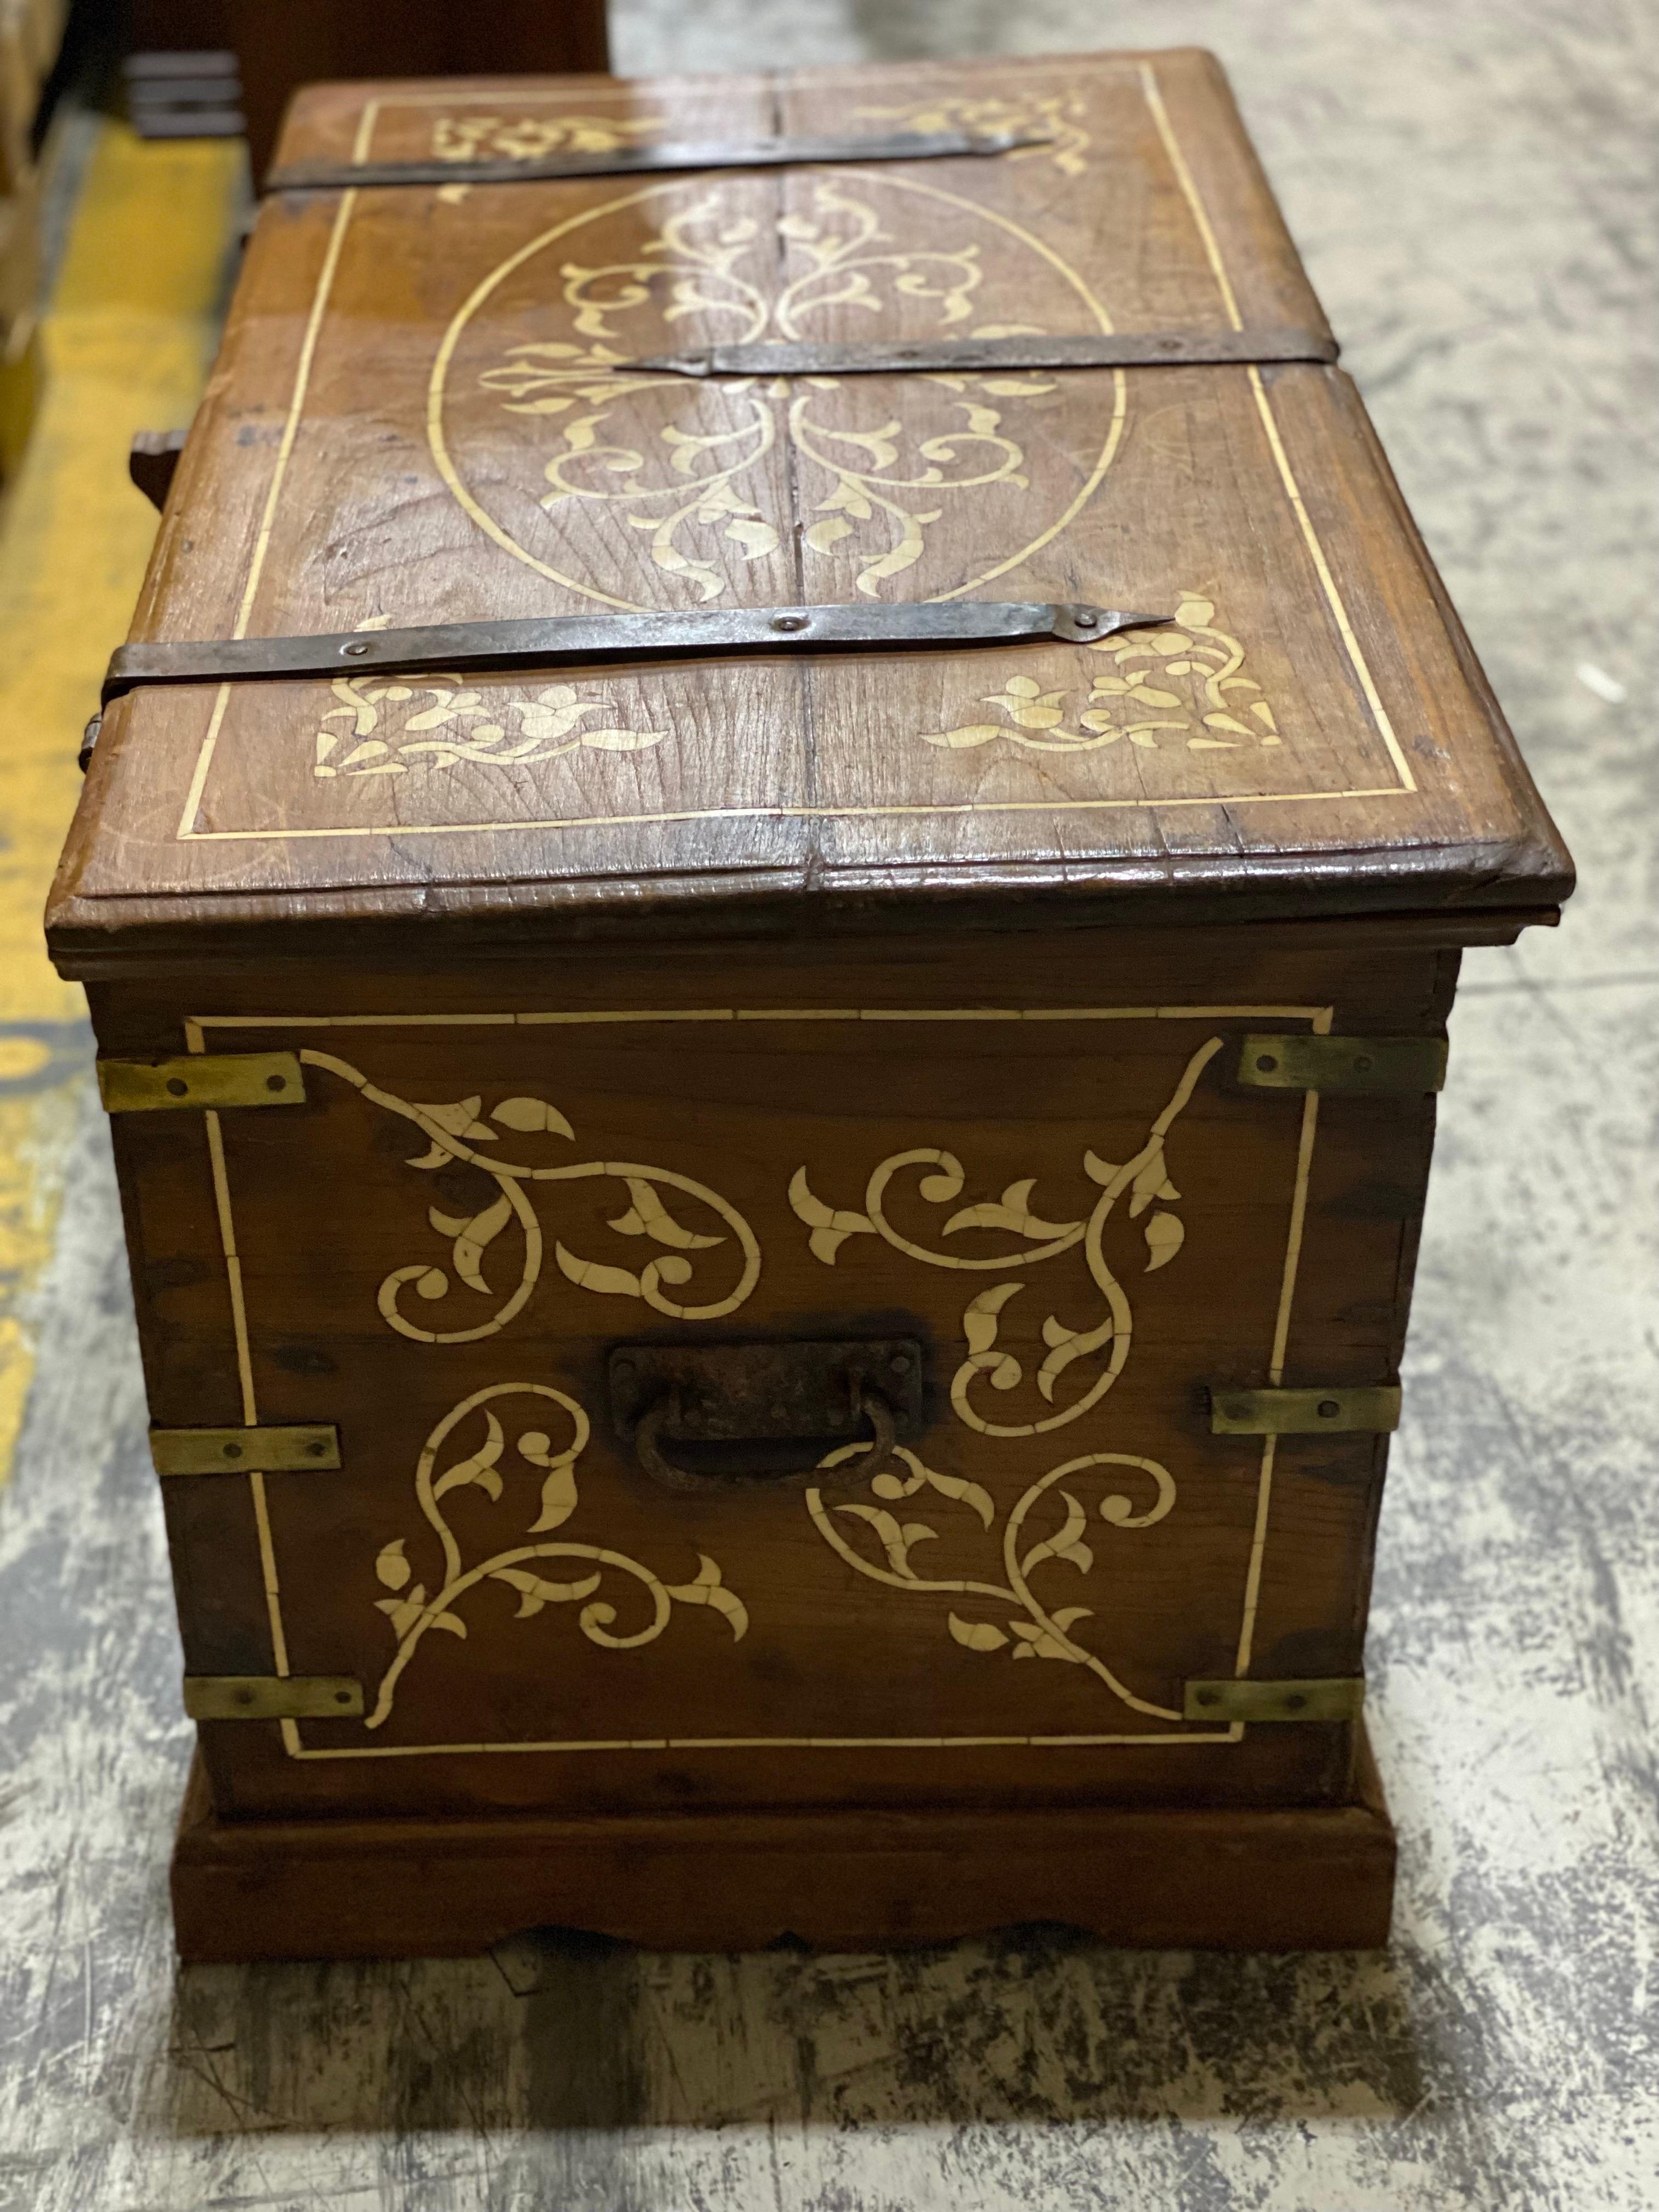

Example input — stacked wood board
[0,0,66,480]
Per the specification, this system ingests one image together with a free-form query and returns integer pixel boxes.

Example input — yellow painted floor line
[0,116,241,1487]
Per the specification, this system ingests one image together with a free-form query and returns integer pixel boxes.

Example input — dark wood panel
[170,1737,1396,1958]
[95,932,1446,1826]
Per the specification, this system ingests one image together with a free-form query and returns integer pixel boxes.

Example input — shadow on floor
[156,1920,1437,2135]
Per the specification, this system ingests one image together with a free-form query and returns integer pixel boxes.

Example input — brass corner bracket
[98,1053,306,1113]
[1210,1386,1402,1436]
[1238,1035,1447,1095]
[1184,1677,1364,1723]
[151,1424,340,1476]
[183,1675,363,1722]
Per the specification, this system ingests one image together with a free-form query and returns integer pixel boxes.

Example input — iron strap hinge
[635,328,1339,377]
[1183,1678,1365,1724]
[265,127,1040,193]
[1210,1386,1402,1436]
[98,1053,306,1113]
[183,1675,364,1722]
[151,1425,340,1476]
[97,600,1164,710]
[1237,1034,1448,1095]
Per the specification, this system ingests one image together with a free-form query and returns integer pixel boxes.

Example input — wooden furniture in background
[48,50,1571,1959]
[128,0,610,177]
[0,0,67,481]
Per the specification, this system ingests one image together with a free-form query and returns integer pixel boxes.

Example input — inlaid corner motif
[807,1440,1179,1719]
[791,1036,1218,1437]
[919,595,1283,755]
[310,676,666,781]
[435,179,1123,611]
[853,92,1091,177]
[366,1383,747,1728]
[431,111,670,164]
[298,1051,760,1336]
[791,1035,1221,1719]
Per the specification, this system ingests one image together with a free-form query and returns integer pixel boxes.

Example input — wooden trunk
[46,50,1571,1961]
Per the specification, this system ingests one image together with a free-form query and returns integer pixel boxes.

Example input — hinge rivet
[1317,1398,1341,1419]
[222,1442,242,1459]
[341,640,370,657]
[1255,1053,1278,1073]
[772,614,809,633]
[266,1074,286,1092]
[166,1077,188,1096]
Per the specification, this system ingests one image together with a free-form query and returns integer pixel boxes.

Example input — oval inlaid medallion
[430,171,1126,611]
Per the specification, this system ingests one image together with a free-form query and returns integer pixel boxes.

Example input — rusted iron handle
[634,1384,899,1494]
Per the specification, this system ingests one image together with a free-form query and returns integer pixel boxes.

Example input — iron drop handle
[609,1338,923,1494]
[634,1384,900,1495]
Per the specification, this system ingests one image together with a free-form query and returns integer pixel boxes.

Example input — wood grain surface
[44,48,1570,968]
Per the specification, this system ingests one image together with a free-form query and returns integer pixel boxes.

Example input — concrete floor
[3,2,1657,2206]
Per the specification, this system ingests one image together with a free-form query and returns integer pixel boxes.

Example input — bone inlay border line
[170,66,1413,845]
[184,1002,1330,1764]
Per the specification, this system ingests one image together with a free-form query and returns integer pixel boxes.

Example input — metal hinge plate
[99,600,1161,708]
[98,1052,306,1113]
[1238,1034,1448,1095]
[150,1424,340,1476]
[267,126,1037,193]
[1184,1677,1365,1724]
[183,1675,364,1722]
[637,327,1339,377]
[1210,1386,1402,1436]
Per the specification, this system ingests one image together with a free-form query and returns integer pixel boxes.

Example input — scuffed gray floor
[4,3,1657,2205]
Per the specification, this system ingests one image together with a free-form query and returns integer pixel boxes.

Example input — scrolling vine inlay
[852,92,1091,177]
[808,1438,1180,1719]
[919,594,1283,755]
[367,1383,747,1728]
[298,1051,761,1340]
[431,112,670,165]
[310,676,665,782]
[791,1036,1220,1438]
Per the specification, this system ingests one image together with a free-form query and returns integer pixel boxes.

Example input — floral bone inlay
[806,1438,1179,1719]
[853,92,1091,177]
[311,676,665,781]
[474,182,1086,602]
[431,112,671,163]
[367,1383,747,1728]
[298,1051,761,1341]
[919,595,1283,754]
[789,1036,1220,1438]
